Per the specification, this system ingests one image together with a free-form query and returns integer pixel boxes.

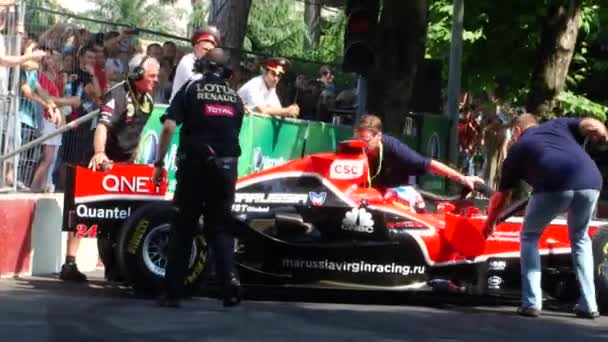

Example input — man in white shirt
[238,57,299,117]
[170,26,221,102]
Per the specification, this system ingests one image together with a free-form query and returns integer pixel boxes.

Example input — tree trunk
[208,0,252,86]
[304,0,321,49]
[366,0,428,134]
[526,0,582,118]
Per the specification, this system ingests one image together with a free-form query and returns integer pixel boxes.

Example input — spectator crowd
[2,19,536,196]
[2,21,344,193]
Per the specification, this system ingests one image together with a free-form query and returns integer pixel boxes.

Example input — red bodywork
[236,140,604,266]
[72,164,168,203]
[63,164,168,238]
[64,142,604,267]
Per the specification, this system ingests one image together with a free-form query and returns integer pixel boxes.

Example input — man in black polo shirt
[89,54,159,169]
[152,48,244,308]
[482,113,607,319]
[59,53,159,282]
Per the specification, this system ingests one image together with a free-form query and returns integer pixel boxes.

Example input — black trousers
[164,152,238,299]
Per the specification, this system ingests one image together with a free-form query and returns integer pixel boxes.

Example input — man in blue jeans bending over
[482,113,607,319]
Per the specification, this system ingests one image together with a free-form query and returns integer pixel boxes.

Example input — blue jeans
[520,189,599,312]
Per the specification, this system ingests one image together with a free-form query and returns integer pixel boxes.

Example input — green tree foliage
[244,0,350,87]
[425,0,607,118]
[566,2,608,110]
[245,0,345,64]
[176,0,348,86]
[189,2,210,35]
[425,1,484,61]
[159,0,206,36]
[25,0,71,35]
[83,0,184,35]
[557,91,607,121]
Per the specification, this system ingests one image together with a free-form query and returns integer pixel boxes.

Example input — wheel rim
[142,224,198,277]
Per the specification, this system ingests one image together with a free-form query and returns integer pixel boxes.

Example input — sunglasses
[269,70,283,78]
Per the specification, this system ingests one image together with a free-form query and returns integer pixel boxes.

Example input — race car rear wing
[62,163,168,239]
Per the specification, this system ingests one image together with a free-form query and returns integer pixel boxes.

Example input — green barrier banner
[418,114,450,194]
[243,119,353,176]
[237,114,309,176]
[136,105,180,192]
[136,105,449,195]
[399,114,422,151]
[302,121,353,156]
[136,105,353,193]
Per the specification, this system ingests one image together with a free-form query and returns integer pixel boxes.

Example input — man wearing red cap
[170,26,221,102]
[237,57,300,117]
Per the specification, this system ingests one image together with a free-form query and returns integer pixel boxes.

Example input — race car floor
[0,272,607,342]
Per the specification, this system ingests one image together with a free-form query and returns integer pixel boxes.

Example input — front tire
[116,202,208,298]
[592,226,608,314]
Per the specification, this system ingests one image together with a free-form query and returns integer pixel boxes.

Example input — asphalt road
[1,274,607,342]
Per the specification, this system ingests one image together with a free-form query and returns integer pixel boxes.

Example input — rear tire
[116,202,208,298]
[97,236,122,281]
[592,226,608,314]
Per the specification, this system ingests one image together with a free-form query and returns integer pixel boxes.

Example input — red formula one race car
[62,140,608,311]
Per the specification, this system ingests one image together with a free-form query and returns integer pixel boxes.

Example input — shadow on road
[2,274,608,341]
[3,273,578,315]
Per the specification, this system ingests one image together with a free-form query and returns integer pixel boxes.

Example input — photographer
[153,48,244,308]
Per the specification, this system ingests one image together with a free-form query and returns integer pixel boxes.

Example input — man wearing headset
[88,54,159,170]
[59,53,159,282]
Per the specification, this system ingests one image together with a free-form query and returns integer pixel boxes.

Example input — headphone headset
[128,55,150,82]
[126,55,151,113]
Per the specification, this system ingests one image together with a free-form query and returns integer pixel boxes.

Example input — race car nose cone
[443,213,486,257]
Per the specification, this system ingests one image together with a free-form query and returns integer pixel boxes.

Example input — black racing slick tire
[116,202,208,298]
[592,226,608,314]
[97,236,114,270]
[97,236,121,281]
